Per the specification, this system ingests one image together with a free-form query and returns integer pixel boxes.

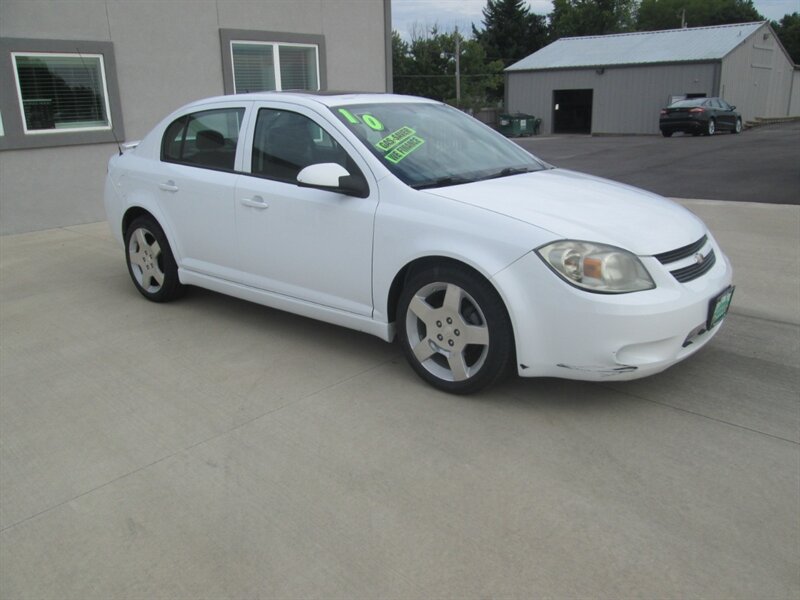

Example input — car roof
[670,97,717,105]
[182,91,438,110]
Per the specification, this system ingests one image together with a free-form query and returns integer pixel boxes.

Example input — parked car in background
[105,92,734,394]
[660,97,742,137]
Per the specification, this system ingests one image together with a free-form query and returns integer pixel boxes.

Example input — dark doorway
[553,89,593,134]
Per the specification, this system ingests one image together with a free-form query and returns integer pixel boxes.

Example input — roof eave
[505,58,724,73]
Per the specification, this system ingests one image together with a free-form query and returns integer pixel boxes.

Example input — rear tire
[397,265,514,394]
[125,216,185,302]
[661,129,673,137]
[704,118,716,136]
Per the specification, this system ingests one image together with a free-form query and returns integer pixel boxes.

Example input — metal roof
[506,22,765,72]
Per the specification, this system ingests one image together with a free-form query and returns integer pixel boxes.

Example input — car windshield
[331,102,546,189]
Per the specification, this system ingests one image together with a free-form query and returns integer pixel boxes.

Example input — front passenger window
[162,107,245,171]
[251,108,354,183]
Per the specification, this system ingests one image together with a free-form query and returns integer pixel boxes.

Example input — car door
[156,102,250,280]
[233,103,378,316]
[717,99,735,130]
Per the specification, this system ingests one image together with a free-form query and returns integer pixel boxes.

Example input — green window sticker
[362,114,385,131]
[385,135,425,164]
[375,126,415,152]
[338,108,360,124]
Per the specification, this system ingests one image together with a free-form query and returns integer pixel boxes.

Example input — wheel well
[122,207,156,239]
[386,256,495,325]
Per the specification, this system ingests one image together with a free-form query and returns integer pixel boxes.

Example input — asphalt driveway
[515,121,800,205]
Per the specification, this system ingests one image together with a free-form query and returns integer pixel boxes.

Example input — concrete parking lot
[1,159,798,595]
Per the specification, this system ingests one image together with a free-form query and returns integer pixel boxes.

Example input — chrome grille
[669,249,716,282]
[653,235,715,283]
[654,235,707,264]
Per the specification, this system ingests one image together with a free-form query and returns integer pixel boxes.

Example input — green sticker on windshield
[338,108,360,124]
[375,126,415,152]
[385,135,425,163]
[362,114,385,131]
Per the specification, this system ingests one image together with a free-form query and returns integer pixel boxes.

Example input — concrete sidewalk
[675,199,799,324]
[1,201,798,599]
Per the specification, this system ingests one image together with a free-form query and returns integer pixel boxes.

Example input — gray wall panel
[508,63,717,135]
[0,0,388,234]
[719,23,797,120]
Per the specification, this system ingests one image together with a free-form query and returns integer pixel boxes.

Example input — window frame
[11,51,114,136]
[0,37,124,151]
[219,29,327,95]
[241,103,370,197]
[160,106,247,173]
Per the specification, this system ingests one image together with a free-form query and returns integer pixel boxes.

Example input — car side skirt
[179,268,395,342]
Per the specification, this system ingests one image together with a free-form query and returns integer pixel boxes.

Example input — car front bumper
[493,241,734,381]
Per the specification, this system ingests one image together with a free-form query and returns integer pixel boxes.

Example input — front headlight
[536,240,655,293]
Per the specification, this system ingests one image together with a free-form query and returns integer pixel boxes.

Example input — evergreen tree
[637,0,763,31]
[549,0,638,39]
[772,13,800,64]
[472,0,548,65]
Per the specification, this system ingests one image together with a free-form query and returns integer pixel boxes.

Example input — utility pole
[681,8,687,28]
[455,26,461,106]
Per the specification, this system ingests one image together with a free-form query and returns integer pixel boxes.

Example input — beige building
[506,22,799,136]
[0,0,392,234]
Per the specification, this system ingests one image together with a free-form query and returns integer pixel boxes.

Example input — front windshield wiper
[476,166,534,181]
[411,176,475,190]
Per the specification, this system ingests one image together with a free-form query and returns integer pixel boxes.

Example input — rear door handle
[159,180,179,193]
[240,196,269,210]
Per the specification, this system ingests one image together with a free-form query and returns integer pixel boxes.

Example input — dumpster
[498,113,536,137]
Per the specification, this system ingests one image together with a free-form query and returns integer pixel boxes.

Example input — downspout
[384,0,393,93]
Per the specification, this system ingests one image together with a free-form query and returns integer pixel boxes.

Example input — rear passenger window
[161,108,245,171]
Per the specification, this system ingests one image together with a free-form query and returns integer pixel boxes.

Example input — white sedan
[104,92,734,393]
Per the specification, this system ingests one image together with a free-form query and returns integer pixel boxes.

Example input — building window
[0,38,124,151]
[12,53,112,134]
[220,29,327,96]
[231,42,319,93]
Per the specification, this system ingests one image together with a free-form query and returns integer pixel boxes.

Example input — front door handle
[240,196,269,210]
[159,180,179,193]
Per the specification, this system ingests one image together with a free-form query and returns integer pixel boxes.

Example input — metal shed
[506,22,799,135]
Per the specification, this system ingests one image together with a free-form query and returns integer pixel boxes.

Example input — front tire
[397,265,514,394]
[661,129,673,137]
[125,216,184,302]
[733,118,742,134]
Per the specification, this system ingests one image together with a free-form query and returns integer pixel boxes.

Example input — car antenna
[76,47,123,155]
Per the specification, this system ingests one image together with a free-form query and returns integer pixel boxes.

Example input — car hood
[423,168,706,256]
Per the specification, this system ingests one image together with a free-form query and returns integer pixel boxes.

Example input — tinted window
[161,107,245,170]
[251,108,355,182]
[670,98,707,108]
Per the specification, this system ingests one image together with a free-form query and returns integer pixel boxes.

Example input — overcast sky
[392,0,800,39]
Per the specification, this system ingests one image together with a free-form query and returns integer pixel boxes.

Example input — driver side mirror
[297,163,369,198]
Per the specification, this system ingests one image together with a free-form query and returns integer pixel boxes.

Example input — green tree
[472,0,549,65]
[637,0,763,31]
[549,0,638,39]
[392,27,504,108]
[772,13,800,64]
